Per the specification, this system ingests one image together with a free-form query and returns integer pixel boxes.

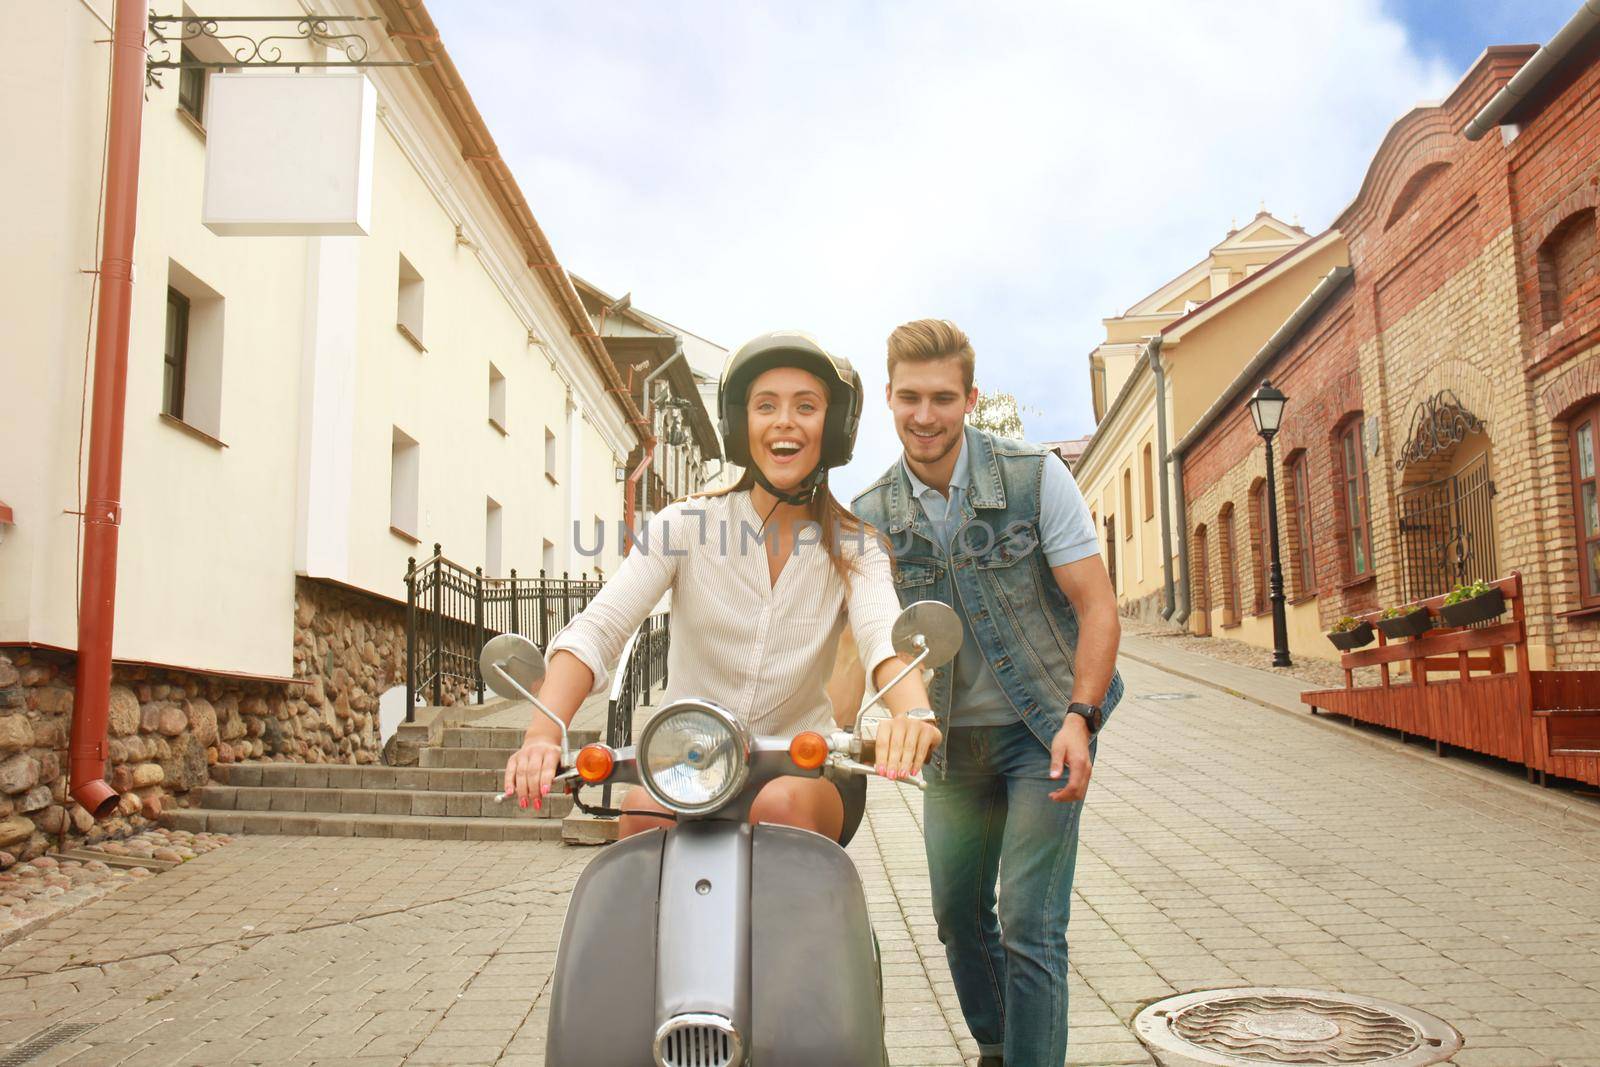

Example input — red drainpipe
[70,0,150,819]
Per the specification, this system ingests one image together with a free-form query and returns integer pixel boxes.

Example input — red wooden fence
[1301,573,1600,788]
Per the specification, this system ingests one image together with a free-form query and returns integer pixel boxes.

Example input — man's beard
[903,424,961,464]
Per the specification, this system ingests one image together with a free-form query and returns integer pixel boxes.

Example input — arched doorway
[1395,390,1499,600]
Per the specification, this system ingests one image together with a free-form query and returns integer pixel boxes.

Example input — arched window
[1539,209,1598,330]
[1142,443,1155,522]
[1249,478,1270,615]
[1571,401,1600,607]
[1287,450,1316,597]
[1337,418,1374,579]
[1219,503,1239,626]
[1192,524,1211,636]
[1122,468,1134,540]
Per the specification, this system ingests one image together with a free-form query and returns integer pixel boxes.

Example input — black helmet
[718,331,862,470]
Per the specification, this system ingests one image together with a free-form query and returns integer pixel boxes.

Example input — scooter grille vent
[654,1014,741,1067]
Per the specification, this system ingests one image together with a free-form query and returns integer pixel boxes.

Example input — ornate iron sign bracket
[1396,388,1485,470]
[146,14,425,86]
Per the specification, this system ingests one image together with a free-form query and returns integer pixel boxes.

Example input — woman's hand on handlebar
[874,716,941,781]
[504,736,563,810]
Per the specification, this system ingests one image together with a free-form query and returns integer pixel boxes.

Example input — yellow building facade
[1076,214,1349,631]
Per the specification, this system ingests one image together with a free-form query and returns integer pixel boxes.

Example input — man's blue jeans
[924,720,1088,1066]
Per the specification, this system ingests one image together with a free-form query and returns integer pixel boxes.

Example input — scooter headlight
[637,699,751,816]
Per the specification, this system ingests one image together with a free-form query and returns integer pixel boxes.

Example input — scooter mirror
[478,633,547,701]
[891,601,962,670]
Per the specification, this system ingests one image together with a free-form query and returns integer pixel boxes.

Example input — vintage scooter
[477,600,961,1067]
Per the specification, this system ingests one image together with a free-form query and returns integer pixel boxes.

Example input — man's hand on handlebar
[874,716,941,781]
[505,735,563,811]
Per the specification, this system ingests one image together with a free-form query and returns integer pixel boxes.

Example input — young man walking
[851,319,1123,1067]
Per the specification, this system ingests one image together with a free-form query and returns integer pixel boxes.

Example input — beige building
[1075,213,1349,627]
[1,0,654,689]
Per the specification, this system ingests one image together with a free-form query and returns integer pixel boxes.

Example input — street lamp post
[1249,381,1293,668]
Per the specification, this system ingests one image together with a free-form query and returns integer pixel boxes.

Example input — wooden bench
[1301,573,1600,788]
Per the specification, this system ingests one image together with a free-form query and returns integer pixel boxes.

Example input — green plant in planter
[1330,615,1363,633]
[1380,604,1425,619]
[1444,579,1492,605]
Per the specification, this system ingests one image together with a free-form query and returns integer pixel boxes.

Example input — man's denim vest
[851,427,1124,777]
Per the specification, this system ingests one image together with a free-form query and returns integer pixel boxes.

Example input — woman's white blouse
[548,492,901,734]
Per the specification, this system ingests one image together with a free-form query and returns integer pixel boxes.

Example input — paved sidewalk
[2,652,1599,1065]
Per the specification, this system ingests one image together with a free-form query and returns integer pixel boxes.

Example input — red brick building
[1176,22,1600,674]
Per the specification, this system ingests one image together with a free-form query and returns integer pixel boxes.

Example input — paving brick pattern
[2,654,1599,1065]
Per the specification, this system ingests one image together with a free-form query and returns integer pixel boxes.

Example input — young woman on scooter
[503,330,942,843]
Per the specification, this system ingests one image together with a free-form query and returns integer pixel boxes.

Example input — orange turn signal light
[575,744,616,783]
[789,731,829,771]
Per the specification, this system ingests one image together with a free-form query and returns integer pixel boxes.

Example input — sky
[426,0,1575,498]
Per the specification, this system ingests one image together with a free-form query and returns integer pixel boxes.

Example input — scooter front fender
[749,824,886,1066]
[546,828,665,1067]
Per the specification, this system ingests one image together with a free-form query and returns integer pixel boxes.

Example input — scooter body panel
[749,824,886,1065]
[546,828,665,1066]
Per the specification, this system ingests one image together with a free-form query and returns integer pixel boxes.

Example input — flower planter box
[1328,622,1375,651]
[1376,609,1433,640]
[1439,588,1506,628]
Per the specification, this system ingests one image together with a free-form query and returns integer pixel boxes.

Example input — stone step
[163,808,562,841]
[196,785,572,821]
[214,762,503,793]
[421,746,527,770]
[436,726,601,750]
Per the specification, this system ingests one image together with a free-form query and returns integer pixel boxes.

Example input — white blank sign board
[203,71,376,236]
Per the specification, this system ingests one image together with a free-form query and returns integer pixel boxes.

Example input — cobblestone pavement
[3,653,1599,1066]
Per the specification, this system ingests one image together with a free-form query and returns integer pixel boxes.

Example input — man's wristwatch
[903,707,937,725]
[1065,702,1103,735]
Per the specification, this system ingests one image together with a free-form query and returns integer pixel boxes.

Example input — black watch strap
[1066,702,1103,735]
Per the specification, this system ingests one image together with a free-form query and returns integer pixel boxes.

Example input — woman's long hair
[691,467,883,588]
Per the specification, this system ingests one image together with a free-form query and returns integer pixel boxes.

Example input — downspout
[71,0,148,819]
[623,345,686,546]
[1149,337,1177,620]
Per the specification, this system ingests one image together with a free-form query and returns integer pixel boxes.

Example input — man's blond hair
[886,319,975,392]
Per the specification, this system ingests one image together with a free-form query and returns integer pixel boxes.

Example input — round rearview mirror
[478,633,546,701]
[891,601,962,670]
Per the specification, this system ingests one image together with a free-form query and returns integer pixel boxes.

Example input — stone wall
[0,577,424,861]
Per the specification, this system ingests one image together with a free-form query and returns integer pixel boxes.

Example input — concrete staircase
[164,719,598,842]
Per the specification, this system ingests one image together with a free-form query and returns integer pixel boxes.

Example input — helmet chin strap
[752,463,827,508]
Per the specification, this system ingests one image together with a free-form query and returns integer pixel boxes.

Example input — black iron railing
[404,545,603,716]
[601,611,671,807]
[1397,453,1498,603]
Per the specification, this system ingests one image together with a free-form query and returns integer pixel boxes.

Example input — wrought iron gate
[1397,452,1497,602]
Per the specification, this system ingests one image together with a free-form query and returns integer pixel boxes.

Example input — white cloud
[427,0,1454,497]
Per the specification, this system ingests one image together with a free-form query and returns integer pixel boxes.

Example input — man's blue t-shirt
[903,436,1101,727]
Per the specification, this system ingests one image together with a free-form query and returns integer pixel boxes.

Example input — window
[1121,469,1133,540]
[542,538,556,577]
[1142,444,1154,521]
[544,427,559,483]
[390,428,420,540]
[397,253,425,350]
[488,363,507,432]
[1192,524,1211,636]
[1290,453,1316,597]
[1250,479,1270,615]
[1340,421,1374,578]
[162,261,225,441]
[485,497,503,577]
[177,47,206,123]
[1571,403,1600,606]
[1539,209,1597,330]
[163,288,189,420]
[1219,503,1239,626]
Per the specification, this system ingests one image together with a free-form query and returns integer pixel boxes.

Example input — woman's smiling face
[747,366,828,491]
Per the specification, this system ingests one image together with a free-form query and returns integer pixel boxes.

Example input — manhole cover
[1142,692,1196,701]
[1134,988,1462,1066]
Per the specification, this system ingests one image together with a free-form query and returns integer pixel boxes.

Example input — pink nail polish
[519,797,528,809]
